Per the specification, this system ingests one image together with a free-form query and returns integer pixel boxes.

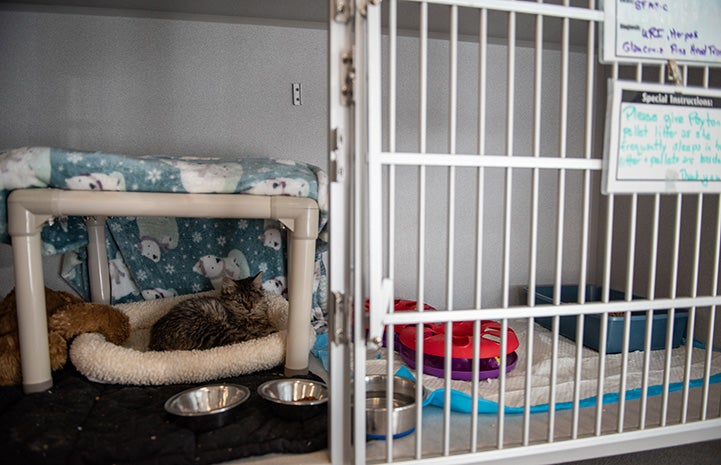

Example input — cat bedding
[70,287,316,385]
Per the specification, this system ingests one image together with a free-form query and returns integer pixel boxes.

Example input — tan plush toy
[0,287,130,386]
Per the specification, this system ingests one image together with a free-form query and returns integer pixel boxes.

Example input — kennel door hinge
[331,291,348,344]
[333,0,353,23]
[341,51,355,106]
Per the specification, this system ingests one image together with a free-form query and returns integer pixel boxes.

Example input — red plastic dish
[398,321,520,380]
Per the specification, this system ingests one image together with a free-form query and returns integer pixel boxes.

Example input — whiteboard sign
[603,80,721,194]
[601,0,721,65]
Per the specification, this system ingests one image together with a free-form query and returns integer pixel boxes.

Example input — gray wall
[0,9,328,296]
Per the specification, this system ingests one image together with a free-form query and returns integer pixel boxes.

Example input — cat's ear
[221,276,238,294]
[251,271,263,289]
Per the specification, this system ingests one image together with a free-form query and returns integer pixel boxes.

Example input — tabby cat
[148,272,277,351]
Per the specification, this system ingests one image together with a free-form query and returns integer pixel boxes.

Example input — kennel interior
[2,0,721,464]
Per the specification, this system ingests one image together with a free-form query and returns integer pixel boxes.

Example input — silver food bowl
[257,378,328,420]
[164,383,250,431]
[365,375,427,440]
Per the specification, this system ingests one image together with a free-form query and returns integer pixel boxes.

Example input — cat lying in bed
[148,272,277,351]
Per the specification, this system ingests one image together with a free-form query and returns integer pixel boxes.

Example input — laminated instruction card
[603,80,721,194]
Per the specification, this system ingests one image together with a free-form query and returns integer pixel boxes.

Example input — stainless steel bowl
[365,375,427,439]
[164,383,250,431]
[257,378,328,420]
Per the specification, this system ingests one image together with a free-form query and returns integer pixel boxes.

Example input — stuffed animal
[0,287,130,386]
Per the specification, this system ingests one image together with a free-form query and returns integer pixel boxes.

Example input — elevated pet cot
[1,147,324,393]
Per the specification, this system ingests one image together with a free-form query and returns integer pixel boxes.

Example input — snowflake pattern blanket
[0,147,329,332]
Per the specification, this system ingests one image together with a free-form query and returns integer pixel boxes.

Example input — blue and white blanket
[0,147,329,332]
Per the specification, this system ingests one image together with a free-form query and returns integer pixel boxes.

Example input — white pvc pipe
[8,189,319,390]
[84,216,110,304]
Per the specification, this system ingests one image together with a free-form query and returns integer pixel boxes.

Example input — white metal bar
[550,3,571,440]
[499,8,516,449]
[444,318,453,455]
[682,194,703,423]
[498,318,509,447]
[573,0,596,438]
[471,7,488,452]
[640,64,666,430]
[619,41,640,423]
[618,194,637,433]
[618,63,642,432]
[383,293,721,325]
[525,0,543,446]
[327,2,354,460]
[353,3,369,461]
[386,4,397,458]
[475,7,488,308]
[640,193,660,430]
[388,0,397,283]
[661,194,682,426]
[402,0,604,22]
[700,66,717,421]
[443,5,458,456]
[386,345,395,461]
[595,62,619,436]
[704,193,721,420]
[572,304,585,438]
[367,0,384,347]
[596,189,614,435]
[415,2,428,458]
[523,318,535,446]
[548,314,559,442]
[471,318,481,451]
[390,419,721,465]
[376,152,603,169]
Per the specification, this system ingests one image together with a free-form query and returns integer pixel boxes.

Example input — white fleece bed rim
[69,292,315,386]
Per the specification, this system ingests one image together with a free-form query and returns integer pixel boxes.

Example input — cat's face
[221,272,264,312]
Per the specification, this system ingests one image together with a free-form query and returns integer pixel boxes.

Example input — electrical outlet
[292,83,302,105]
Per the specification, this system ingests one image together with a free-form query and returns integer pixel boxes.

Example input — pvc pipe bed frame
[8,188,319,393]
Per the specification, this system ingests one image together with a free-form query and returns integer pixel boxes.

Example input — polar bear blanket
[0,147,329,333]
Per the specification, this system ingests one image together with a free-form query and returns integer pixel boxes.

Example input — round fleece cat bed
[69,292,315,385]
